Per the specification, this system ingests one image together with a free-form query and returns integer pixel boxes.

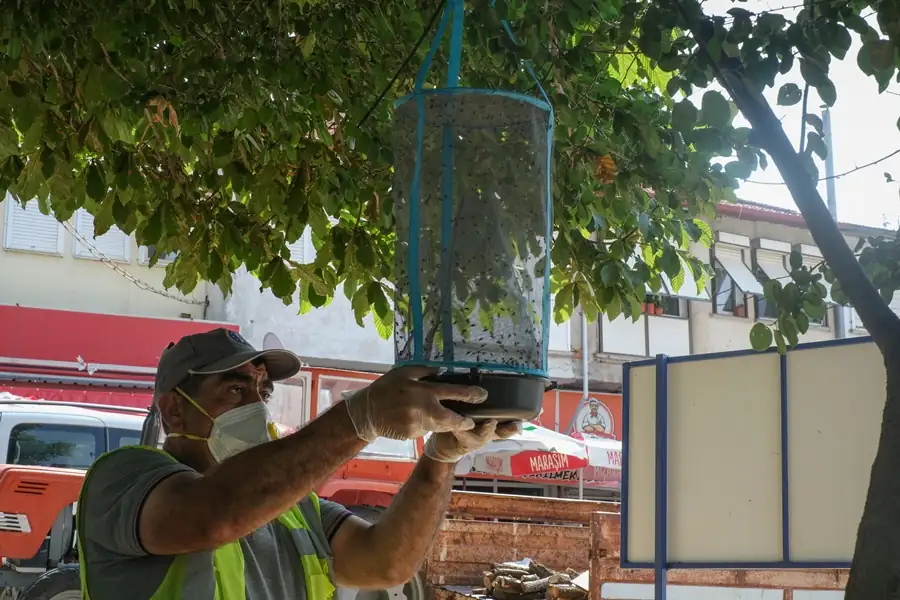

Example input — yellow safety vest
[78,446,335,600]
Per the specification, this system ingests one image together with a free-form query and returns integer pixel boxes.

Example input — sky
[697,0,900,230]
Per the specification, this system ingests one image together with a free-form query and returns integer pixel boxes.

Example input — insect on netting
[392,0,554,381]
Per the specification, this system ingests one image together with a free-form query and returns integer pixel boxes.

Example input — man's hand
[423,419,521,463]
[344,366,488,442]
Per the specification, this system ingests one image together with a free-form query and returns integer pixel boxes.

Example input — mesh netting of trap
[392,90,552,375]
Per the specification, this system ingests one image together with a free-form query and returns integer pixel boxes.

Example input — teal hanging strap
[488,0,555,373]
[415,1,452,90]
[437,0,464,363]
[489,0,552,108]
[409,2,451,361]
[445,0,464,87]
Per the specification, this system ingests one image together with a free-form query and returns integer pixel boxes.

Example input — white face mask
[167,388,277,463]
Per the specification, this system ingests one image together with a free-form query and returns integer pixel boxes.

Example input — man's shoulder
[90,446,184,473]
[84,446,194,497]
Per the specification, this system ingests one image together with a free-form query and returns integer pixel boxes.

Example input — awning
[755,250,791,285]
[713,246,764,295]
[660,257,711,301]
[628,252,710,300]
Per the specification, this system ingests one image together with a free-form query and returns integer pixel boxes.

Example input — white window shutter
[547,319,571,352]
[73,209,131,262]
[851,294,900,332]
[140,245,178,265]
[287,227,315,263]
[3,197,64,255]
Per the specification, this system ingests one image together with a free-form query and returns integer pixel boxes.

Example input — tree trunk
[845,362,900,600]
[666,2,900,597]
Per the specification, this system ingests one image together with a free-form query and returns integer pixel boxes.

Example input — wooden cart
[427,492,850,600]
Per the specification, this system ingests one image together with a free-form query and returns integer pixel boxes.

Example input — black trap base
[422,371,548,421]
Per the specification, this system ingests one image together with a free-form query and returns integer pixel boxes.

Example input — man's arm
[139,404,368,555]
[329,421,520,589]
[139,366,486,556]
[330,457,455,588]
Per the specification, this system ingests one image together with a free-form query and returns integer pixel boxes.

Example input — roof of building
[718,200,891,237]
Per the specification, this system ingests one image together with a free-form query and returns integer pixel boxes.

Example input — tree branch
[669,0,900,351]
[746,147,900,185]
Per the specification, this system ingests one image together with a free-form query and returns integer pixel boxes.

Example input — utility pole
[823,108,846,338]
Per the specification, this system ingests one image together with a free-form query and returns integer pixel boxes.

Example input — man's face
[164,362,274,438]
[590,403,599,416]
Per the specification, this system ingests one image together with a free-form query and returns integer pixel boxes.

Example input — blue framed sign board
[621,337,883,600]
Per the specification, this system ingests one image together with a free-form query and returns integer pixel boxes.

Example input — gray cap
[154,328,302,400]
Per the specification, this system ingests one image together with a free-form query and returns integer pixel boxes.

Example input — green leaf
[757,13,786,35]
[372,306,393,339]
[93,196,116,237]
[554,283,575,324]
[605,293,622,321]
[666,76,683,97]
[301,31,317,58]
[789,250,803,270]
[700,91,732,128]
[763,279,782,302]
[693,219,713,246]
[297,284,313,315]
[293,264,329,297]
[823,22,852,60]
[799,58,828,88]
[356,239,376,269]
[81,66,106,105]
[213,135,233,158]
[863,39,895,72]
[725,160,753,180]
[773,329,787,354]
[796,312,810,334]
[351,285,369,327]
[308,286,328,309]
[600,263,618,286]
[803,294,827,320]
[750,322,773,351]
[843,13,874,37]
[369,282,390,319]
[671,100,698,132]
[817,79,837,107]
[806,132,828,160]
[777,83,802,106]
[660,247,681,278]
[737,146,758,171]
[269,259,296,300]
[804,114,824,136]
[780,316,800,347]
[669,260,686,293]
[86,164,106,201]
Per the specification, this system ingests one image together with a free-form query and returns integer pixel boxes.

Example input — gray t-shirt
[79,447,352,600]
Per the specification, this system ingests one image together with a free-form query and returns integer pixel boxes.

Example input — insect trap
[392,0,554,420]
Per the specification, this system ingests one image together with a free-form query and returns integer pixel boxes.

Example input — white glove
[342,366,488,442]
[423,419,522,463]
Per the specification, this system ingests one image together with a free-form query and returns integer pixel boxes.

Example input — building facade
[0,196,892,500]
[1,194,889,401]
[207,200,892,397]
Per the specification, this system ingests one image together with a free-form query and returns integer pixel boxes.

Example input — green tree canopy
[0,0,746,335]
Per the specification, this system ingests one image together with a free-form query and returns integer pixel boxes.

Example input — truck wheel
[345,506,428,600]
[18,564,81,600]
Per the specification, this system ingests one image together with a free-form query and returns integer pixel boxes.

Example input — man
[580,398,608,435]
[78,328,518,600]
